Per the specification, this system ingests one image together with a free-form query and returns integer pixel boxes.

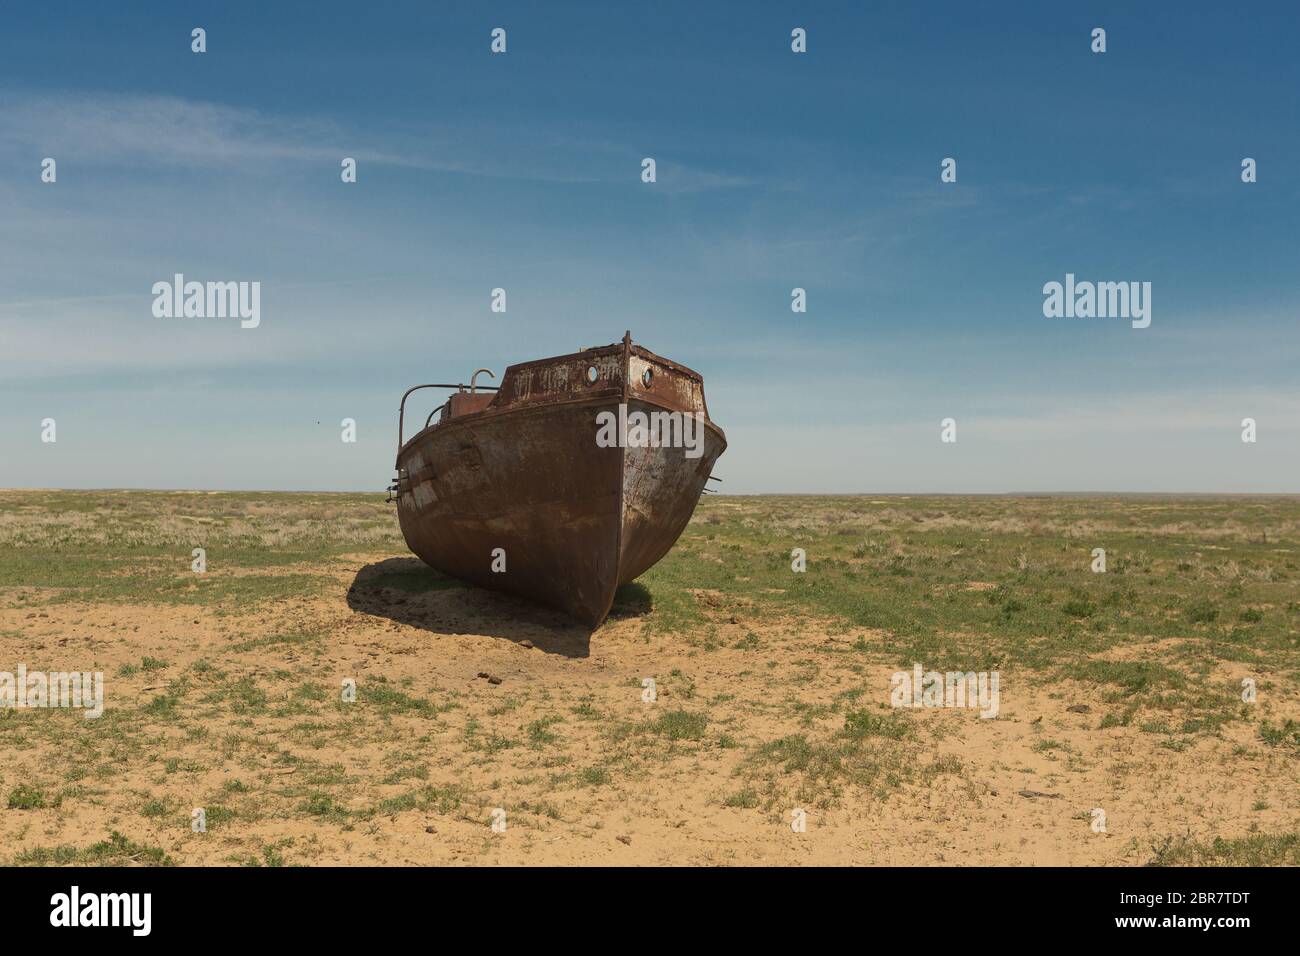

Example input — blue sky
[1,1,1296,492]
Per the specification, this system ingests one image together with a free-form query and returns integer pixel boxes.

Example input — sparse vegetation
[1149,832,1300,866]
[1,490,1296,865]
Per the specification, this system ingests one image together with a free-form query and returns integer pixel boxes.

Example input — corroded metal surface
[393,333,726,626]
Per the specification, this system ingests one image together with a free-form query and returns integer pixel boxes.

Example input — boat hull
[394,340,725,626]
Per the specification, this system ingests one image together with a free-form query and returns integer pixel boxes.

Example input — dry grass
[0,491,1297,865]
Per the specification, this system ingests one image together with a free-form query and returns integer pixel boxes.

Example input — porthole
[641,368,654,388]
[586,365,599,384]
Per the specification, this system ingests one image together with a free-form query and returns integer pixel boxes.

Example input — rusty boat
[389,333,726,626]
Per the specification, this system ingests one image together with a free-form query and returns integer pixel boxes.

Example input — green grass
[0,489,395,607]
[840,709,911,740]
[578,767,612,787]
[12,831,175,867]
[526,716,563,748]
[731,703,962,808]
[140,797,174,818]
[1259,719,1300,749]
[359,681,443,718]
[374,783,469,816]
[722,786,761,808]
[1,490,1297,863]
[644,494,1300,734]
[649,710,708,741]
[7,492,1295,706]
[1148,832,1300,866]
[7,784,48,809]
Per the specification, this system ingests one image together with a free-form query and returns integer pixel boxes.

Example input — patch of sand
[1,557,1297,866]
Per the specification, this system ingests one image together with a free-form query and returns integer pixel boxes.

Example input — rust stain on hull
[392,333,726,626]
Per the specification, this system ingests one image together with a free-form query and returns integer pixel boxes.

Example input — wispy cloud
[0,91,361,167]
[0,89,754,190]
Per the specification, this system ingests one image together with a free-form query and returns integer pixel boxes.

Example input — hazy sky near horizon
[1,1,1297,493]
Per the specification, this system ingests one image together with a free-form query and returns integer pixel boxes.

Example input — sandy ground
[2,551,1296,866]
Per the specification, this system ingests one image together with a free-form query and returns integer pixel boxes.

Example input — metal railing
[396,371,497,460]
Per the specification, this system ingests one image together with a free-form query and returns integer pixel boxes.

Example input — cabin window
[586,365,598,384]
[641,368,654,388]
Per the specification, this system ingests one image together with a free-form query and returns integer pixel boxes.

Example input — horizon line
[4,487,1299,499]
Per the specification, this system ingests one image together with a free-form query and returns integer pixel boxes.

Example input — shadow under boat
[345,557,653,660]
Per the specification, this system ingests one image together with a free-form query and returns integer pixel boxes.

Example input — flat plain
[0,490,1297,865]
